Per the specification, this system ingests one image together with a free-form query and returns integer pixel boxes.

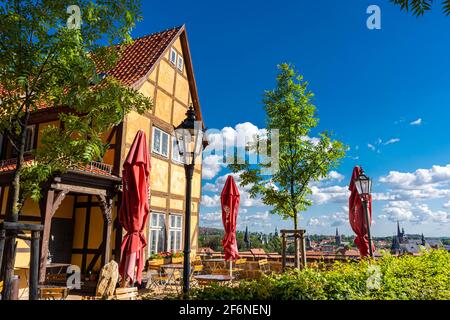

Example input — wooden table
[194,274,233,285]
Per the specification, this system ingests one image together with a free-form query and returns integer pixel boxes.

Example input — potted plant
[147,253,166,267]
[171,252,184,264]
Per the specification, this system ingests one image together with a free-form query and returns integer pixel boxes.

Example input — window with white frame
[177,55,184,72]
[152,127,169,157]
[172,137,183,163]
[168,214,182,252]
[170,48,177,65]
[149,212,166,255]
[24,125,35,152]
[12,125,35,156]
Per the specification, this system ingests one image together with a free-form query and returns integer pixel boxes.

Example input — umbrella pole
[229,260,232,279]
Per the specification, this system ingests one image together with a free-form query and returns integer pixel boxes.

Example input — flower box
[171,256,184,264]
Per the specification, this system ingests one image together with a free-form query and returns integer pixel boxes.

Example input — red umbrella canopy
[119,130,150,285]
[348,166,375,257]
[221,176,241,261]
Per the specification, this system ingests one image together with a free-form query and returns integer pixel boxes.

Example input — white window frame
[24,125,35,152]
[171,136,183,164]
[170,48,177,65]
[152,127,169,158]
[168,214,183,253]
[177,55,184,72]
[148,212,166,255]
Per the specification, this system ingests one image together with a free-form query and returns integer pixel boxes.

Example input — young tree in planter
[0,0,151,298]
[229,63,346,268]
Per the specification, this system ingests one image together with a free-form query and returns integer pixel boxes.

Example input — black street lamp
[354,168,374,258]
[173,105,206,297]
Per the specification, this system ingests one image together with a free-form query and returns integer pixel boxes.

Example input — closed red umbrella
[348,166,375,257]
[119,130,150,285]
[221,176,240,267]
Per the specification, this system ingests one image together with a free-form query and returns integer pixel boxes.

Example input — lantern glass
[355,173,372,196]
[173,106,205,165]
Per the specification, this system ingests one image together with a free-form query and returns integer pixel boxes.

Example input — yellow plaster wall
[158,60,175,95]
[21,199,41,218]
[150,196,166,209]
[173,38,183,53]
[170,164,186,197]
[192,172,201,199]
[154,89,172,124]
[37,120,59,149]
[170,199,183,211]
[53,196,74,219]
[172,101,187,126]
[138,80,155,100]
[175,73,189,106]
[150,157,169,193]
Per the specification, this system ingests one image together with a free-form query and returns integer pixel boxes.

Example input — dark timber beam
[38,189,67,284]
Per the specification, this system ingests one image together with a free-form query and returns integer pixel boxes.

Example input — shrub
[190,250,450,300]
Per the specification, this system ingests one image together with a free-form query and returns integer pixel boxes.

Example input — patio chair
[145,260,166,290]
[258,259,271,274]
[190,265,204,288]
[113,287,139,300]
[232,258,247,279]
[39,286,69,300]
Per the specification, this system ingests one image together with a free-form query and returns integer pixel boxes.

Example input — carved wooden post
[39,189,66,283]
[98,194,113,266]
[29,230,40,300]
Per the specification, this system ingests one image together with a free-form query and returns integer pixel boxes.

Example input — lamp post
[173,105,205,297]
[354,168,374,258]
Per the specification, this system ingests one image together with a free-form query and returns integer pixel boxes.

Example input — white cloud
[384,138,400,145]
[201,195,220,207]
[368,144,376,151]
[326,171,345,182]
[201,171,264,208]
[200,211,222,222]
[202,154,224,180]
[444,201,450,209]
[379,164,450,200]
[310,185,349,205]
[410,118,422,126]
[307,218,323,227]
[381,201,450,224]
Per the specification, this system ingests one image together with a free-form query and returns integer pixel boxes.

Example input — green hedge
[191,250,450,300]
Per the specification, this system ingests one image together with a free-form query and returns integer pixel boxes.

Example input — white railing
[85,161,113,175]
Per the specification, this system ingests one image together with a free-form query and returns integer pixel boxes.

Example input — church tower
[335,228,342,246]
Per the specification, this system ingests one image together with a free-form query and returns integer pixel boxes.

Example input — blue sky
[136,1,450,237]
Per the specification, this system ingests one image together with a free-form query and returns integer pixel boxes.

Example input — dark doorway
[49,218,74,264]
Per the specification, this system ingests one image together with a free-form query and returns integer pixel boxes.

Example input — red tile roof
[0,26,183,109]
[99,26,182,86]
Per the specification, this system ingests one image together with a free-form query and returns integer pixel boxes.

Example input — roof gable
[107,26,182,86]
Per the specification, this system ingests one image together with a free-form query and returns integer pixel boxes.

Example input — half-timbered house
[0,25,204,291]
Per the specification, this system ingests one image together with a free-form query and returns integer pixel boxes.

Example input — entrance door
[49,218,74,264]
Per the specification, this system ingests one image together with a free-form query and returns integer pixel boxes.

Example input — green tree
[229,63,346,268]
[391,0,450,16]
[0,0,151,298]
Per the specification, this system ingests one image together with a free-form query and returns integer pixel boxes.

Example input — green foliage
[0,0,152,207]
[229,63,346,228]
[390,0,450,16]
[191,250,450,300]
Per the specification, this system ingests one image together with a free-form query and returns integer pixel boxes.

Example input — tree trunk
[2,109,29,300]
